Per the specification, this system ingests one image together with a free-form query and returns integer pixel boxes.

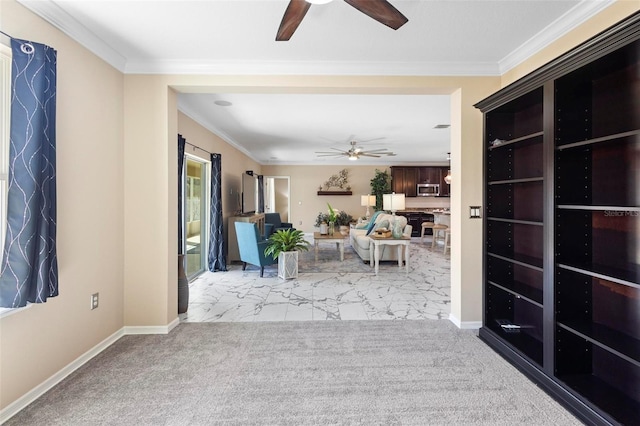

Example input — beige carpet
[6,320,580,425]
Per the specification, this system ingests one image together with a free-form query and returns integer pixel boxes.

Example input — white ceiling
[18,0,613,165]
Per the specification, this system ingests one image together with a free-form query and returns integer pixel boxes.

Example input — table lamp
[360,194,376,219]
[383,193,406,238]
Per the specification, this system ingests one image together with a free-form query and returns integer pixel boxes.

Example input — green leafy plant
[370,169,391,211]
[335,210,354,227]
[264,229,310,258]
[314,212,330,227]
[327,203,337,223]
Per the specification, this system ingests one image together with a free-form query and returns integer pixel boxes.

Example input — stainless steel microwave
[417,183,440,197]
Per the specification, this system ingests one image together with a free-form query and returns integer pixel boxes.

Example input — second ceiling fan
[276,0,409,41]
[316,140,396,161]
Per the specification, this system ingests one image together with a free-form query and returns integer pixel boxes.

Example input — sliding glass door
[184,155,209,279]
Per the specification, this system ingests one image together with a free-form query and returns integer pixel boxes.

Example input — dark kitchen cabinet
[400,212,434,237]
[390,166,418,197]
[475,12,640,426]
[392,166,450,197]
[418,167,440,184]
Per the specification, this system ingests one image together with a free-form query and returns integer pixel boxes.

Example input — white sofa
[349,213,412,263]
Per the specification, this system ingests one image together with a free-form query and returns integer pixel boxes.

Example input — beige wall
[262,165,386,230]
[2,0,638,415]
[0,0,125,410]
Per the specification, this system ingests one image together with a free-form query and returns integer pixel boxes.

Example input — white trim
[122,317,180,335]
[0,327,124,424]
[177,101,262,164]
[126,59,500,76]
[16,0,127,72]
[449,313,482,330]
[499,0,615,74]
[0,318,181,423]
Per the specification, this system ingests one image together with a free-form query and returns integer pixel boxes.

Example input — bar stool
[443,229,451,254]
[432,224,448,249]
[420,221,435,243]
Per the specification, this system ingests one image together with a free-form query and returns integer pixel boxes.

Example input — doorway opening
[263,176,291,223]
[184,155,210,279]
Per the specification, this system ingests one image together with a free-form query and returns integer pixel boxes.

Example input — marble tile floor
[179,235,450,323]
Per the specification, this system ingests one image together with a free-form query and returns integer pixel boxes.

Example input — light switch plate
[470,206,482,219]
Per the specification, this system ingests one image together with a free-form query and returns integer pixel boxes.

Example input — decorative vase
[340,225,349,235]
[392,219,403,239]
[278,251,298,280]
[328,221,335,236]
[178,254,189,313]
[320,222,328,235]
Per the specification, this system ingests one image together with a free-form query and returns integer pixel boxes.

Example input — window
[0,44,11,315]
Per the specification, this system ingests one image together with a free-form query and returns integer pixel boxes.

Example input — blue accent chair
[234,222,277,277]
[264,213,294,236]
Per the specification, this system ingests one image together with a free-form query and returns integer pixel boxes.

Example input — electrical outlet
[91,293,99,310]
[299,220,302,225]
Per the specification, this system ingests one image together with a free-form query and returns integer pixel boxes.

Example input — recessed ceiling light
[434,124,450,129]
[214,100,232,107]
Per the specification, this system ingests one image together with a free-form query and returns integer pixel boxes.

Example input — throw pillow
[365,211,383,235]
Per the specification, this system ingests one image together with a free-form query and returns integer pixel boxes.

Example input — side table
[368,235,410,275]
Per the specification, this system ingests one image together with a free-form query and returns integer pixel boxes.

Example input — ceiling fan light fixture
[348,153,358,161]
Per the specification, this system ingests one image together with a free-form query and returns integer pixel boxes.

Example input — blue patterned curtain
[0,38,58,308]
[257,175,264,213]
[208,153,226,271]
[177,135,186,255]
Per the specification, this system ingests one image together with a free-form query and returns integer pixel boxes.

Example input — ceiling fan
[276,0,408,41]
[315,140,396,161]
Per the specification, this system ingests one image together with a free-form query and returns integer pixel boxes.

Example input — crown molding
[126,59,500,76]
[177,98,262,164]
[17,0,127,72]
[19,0,615,78]
[499,0,615,74]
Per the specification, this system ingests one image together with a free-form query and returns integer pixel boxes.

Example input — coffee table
[313,232,346,261]
[368,235,410,275]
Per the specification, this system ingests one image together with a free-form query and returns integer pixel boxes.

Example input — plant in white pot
[264,229,310,280]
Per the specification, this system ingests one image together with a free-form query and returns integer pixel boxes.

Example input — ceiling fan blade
[359,153,382,158]
[276,0,312,41]
[361,148,391,153]
[343,0,408,30]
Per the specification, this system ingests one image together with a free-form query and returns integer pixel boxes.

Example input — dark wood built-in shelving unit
[476,11,640,426]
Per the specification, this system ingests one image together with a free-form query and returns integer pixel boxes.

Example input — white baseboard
[123,317,180,335]
[449,313,482,329]
[0,317,181,424]
[0,327,124,424]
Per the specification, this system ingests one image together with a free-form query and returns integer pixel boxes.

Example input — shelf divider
[558,321,640,368]
[489,131,544,150]
[556,129,640,151]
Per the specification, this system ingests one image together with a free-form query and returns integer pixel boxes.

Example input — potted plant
[335,210,354,234]
[314,211,330,234]
[370,169,391,211]
[264,228,310,279]
[327,203,337,235]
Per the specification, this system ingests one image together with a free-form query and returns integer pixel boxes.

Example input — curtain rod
[0,30,13,39]
[185,141,212,155]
